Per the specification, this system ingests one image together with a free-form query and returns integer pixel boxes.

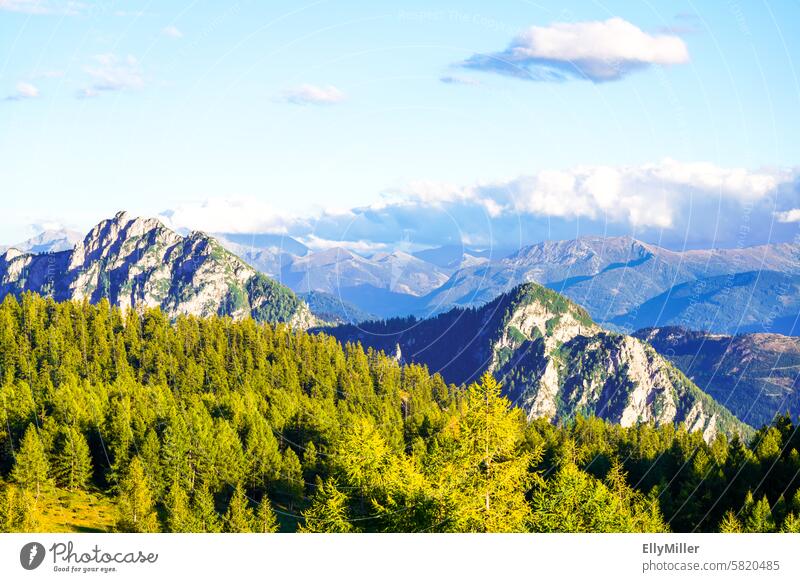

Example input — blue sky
[2,0,800,250]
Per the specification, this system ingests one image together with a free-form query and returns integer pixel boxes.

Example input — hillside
[323,282,747,440]
[635,327,800,427]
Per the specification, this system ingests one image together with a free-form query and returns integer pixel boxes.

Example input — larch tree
[53,426,93,491]
[115,456,159,533]
[224,484,255,533]
[255,494,280,533]
[433,373,534,532]
[192,484,222,533]
[299,478,355,533]
[12,424,51,499]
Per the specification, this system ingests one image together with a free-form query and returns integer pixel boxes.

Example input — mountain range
[219,233,800,335]
[4,212,799,437]
[0,228,83,254]
[8,223,797,335]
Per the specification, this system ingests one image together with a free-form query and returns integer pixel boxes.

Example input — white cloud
[78,54,144,98]
[463,17,689,82]
[281,84,346,105]
[162,25,183,39]
[301,234,389,254]
[503,160,782,228]
[5,81,39,101]
[159,162,798,251]
[159,198,293,234]
[775,209,800,223]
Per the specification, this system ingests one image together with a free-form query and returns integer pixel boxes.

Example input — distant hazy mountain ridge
[0,228,82,254]
[211,232,800,333]
[423,236,800,333]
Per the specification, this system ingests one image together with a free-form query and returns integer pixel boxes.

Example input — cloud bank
[462,17,689,82]
[159,161,799,252]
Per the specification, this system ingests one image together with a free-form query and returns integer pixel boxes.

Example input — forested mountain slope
[0,294,796,533]
[323,283,746,440]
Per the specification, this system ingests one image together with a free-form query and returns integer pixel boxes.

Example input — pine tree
[255,494,279,533]
[53,426,93,491]
[781,512,800,532]
[435,373,533,532]
[303,441,318,479]
[12,425,51,499]
[741,492,776,533]
[192,484,222,533]
[115,456,159,533]
[166,477,195,532]
[279,448,303,506]
[299,478,355,533]
[719,510,743,533]
[245,417,281,490]
[224,484,255,533]
[16,487,41,532]
[0,485,19,531]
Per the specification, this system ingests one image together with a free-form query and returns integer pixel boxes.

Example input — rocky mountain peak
[0,212,312,328]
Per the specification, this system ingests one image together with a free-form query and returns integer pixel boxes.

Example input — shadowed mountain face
[0,212,312,327]
[634,327,800,428]
[320,282,747,440]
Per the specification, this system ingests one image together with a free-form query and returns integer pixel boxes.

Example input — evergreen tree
[166,477,195,533]
[299,478,355,533]
[115,456,159,533]
[255,494,279,533]
[224,484,255,533]
[279,448,304,505]
[53,427,93,491]
[12,425,51,499]
[192,484,222,533]
[0,485,19,532]
[741,492,776,533]
[781,512,800,533]
[433,373,533,532]
[719,510,743,533]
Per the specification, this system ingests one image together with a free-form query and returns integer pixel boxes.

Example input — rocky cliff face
[0,212,312,327]
[325,282,747,440]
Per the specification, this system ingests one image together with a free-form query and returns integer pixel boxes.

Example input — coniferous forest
[1,293,799,533]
